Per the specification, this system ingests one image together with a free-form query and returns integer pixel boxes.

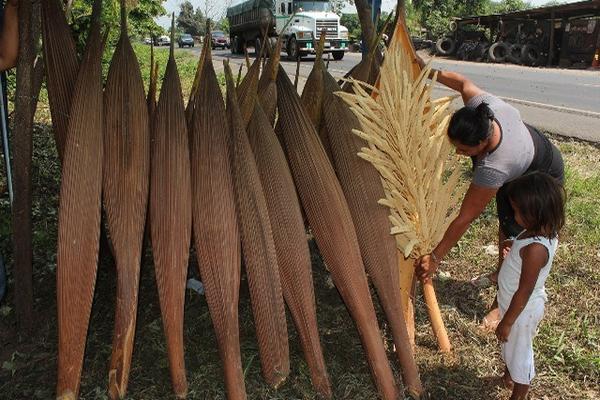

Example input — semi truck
[226,0,349,60]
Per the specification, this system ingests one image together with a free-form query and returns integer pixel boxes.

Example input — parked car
[211,31,230,49]
[155,35,171,46]
[144,37,152,45]
[178,33,194,48]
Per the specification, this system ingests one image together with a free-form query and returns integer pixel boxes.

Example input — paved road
[186,47,600,142]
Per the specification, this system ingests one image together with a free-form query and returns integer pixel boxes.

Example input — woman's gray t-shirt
[466,93,534,188]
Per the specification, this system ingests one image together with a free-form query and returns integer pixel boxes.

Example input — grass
[0,45,599,399]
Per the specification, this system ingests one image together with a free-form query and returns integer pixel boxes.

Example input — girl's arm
[416,183,498,280]
[495,243,548,342]
[415,54,484,104]
[0,0,18,71]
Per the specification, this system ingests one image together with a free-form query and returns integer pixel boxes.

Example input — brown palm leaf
[322,70,422,397]
[247,97,332,398]
[147,42,158,122]
[41,0,79,161]
[103,3,150,398]
[56,0,104,397]
[236,57,261,127]
[257,37,283,127]
[300,32,326,129]
[189,38,247,400]
[149,15,192,399]
[275,66,399,400]
[224,61,289,388]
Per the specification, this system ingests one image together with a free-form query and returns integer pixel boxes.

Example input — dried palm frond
[189,36,246,400]
[236,57,261,127]
[275,66,399,400]
[340,11,394,94]
[300,32,326,129]
[321,70,422,397]
[41,0,79,161]
[247,94,331,398]
[149,15,192,398]
[103,2,150,398]
[257,37,283,126]
[56,1,104,398]
[224,61,289,388]
[339,21,464,353]
[186,21,211,127]
[147,42,158,121]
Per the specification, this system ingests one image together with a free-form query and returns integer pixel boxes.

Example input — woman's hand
[415,253,439,281]
[495,319,512,342]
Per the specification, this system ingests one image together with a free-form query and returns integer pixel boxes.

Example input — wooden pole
[422,279,451,352]
[13,0,37,334]
[397,253,415,347]
[548,10,555,67]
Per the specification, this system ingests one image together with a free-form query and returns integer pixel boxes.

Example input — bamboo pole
[398,253,415,347]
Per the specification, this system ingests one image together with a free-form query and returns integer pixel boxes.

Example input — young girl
[495,172,565,399]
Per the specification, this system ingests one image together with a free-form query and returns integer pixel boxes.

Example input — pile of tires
[487,41,545,66]
[456,41,489,62]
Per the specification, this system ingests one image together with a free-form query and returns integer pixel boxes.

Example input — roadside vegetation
[0,44,598,400]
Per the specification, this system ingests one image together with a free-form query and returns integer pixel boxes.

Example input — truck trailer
[227,0,349,60]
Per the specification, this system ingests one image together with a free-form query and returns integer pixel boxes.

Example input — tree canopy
[176,1,206,36]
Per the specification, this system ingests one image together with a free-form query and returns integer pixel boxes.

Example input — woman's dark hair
[506,172,566,238]
[448,102,494,146]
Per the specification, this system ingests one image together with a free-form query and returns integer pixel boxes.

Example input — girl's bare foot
[481,307,501,332]
[502,367,514,389]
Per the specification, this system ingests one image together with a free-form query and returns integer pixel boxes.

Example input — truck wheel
[435,37,455,56]
[287,36,299,60]
[508,44,523,64]
[332,51,344,61]
[488,41,509,63]
[521,44,543,66]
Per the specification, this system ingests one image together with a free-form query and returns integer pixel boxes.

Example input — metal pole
[0,76,13,205]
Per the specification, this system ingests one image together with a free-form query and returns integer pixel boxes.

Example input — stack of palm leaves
[41,2,463,397]
[276,64,399,399]
[339,19,465,354]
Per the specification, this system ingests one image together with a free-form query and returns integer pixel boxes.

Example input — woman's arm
[495,243,548,342]
[416,183,498,280]
[416,54,484,104]
[0,0,18,71]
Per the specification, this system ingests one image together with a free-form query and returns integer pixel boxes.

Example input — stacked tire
[521,44,545,66]
[488,42,509,63]
[436,37,456,56]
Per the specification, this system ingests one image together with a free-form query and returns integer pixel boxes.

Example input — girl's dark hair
[506,172,566,238]
[448,102,494,146]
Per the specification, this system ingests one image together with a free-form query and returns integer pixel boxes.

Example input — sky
[156,0,579,28]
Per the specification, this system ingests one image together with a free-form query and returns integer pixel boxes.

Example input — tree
[490,0,531,13]
[330,0,354,14]
[216,17,230,34]
[69,0,166,52]
[341,13,361,40]
[413,0,489,37]
[176,1,205,36]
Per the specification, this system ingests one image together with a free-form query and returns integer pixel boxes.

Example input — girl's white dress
[497,232,558,385]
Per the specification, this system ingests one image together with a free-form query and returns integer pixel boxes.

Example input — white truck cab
[228,0,348,60]
[275,0,349,59]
